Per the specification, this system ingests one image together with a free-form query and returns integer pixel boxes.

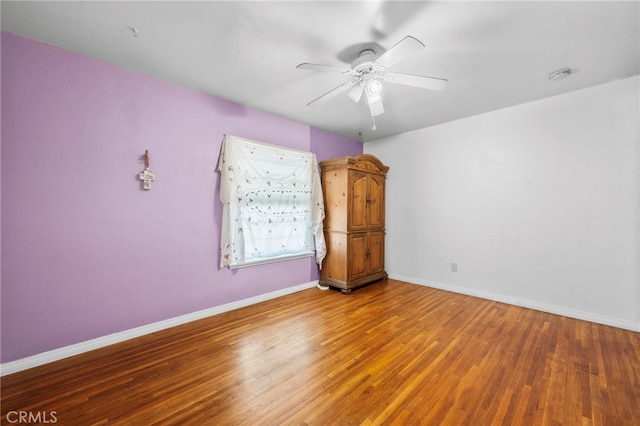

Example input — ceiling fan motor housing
[351,49,382,75]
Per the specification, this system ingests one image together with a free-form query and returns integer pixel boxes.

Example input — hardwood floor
[2,279,639,425]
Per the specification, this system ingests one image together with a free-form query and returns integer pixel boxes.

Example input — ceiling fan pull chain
[371,114,377,131]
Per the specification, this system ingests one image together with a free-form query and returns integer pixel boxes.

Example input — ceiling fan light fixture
[348,83,364,102]
[366,79,383,96]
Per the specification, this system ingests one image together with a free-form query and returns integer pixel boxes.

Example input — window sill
[229,251,314,269]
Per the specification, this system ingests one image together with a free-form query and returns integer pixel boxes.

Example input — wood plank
[2,280,639,425]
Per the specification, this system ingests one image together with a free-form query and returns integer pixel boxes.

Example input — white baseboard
[389,273,640,332]
[0,281,318,377]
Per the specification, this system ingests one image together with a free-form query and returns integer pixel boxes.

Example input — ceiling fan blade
[307,80,356,106]
[348,83,364,102]
[296,63,350,73]
[367,94,385,116]
[375,35,425,69]
[383,72,448,91]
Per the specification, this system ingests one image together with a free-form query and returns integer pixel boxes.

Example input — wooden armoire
[319,154,389,294]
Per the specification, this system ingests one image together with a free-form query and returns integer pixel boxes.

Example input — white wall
[366,76,639,330]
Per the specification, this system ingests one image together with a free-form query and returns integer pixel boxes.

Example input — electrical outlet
[451,263,458,272]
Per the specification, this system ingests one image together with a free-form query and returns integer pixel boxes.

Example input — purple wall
[0,32,362,363]
[310,127,362,162]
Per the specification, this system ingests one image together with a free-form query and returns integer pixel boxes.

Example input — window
[218,135,326,269]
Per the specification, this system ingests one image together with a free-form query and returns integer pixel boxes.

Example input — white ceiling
[2,1,638,142]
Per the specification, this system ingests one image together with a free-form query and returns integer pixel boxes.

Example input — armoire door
[367,230,385,275]
[367,175,385,229]
[350,173,385,231]
[348,233,368,281]
[350,172,368,230]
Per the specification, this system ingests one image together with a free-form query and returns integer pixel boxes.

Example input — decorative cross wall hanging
[139,150,155,190]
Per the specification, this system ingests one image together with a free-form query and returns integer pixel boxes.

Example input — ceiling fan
[297,36,448,130]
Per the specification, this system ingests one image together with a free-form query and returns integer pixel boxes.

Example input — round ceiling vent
[549,68,573,81]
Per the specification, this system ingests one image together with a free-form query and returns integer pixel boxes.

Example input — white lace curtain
[218,135,326,269]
